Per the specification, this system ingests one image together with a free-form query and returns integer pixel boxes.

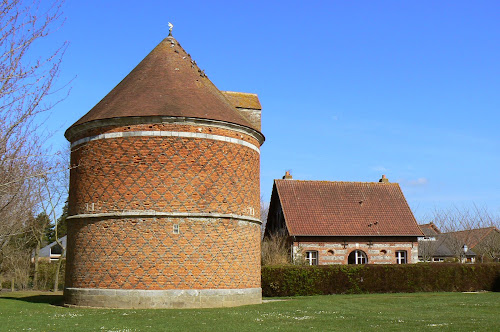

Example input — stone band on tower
[64,35,264,308]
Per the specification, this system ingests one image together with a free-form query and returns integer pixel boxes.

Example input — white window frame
[50,244,62,262]
[349,250,368,264]
[305,251,318,265]
[355,250,367,264]
[396,250,407,264]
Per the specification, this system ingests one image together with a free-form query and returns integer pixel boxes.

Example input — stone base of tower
[64,287,262,309]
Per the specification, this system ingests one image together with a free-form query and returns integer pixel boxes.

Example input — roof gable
[274,179,423,237]
[419,222,441,236]
[66,36,259,136]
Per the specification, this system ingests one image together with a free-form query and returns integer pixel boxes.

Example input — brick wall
[293,236,419,264]
[65,217,261,290]
[69,123,260,217]
[66,120,262,293]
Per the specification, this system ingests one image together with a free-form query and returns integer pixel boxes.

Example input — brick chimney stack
[283,171,293,180]
[379,174,389,183]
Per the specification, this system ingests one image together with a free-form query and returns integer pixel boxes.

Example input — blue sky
[41,1,500,221]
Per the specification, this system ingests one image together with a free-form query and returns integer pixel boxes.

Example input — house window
[305,251,318,265]
[348,250,367,264]
[173,224,179,234]
[50,244,62,255]
[396,250,407,264]
[50,244,63,261]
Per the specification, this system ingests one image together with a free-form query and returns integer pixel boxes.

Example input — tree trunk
[53,255,63,292]
[33,240,41,289]
[10,278,15,292]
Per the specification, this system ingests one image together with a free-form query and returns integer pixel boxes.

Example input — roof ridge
[275,179,399,185]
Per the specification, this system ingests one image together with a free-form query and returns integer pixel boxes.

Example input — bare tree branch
[0,0,68,260]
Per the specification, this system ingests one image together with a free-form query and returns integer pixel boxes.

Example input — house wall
[293,236,419,264]
[264,186,287,237]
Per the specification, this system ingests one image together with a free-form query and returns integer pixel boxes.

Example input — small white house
[37,236,67,262]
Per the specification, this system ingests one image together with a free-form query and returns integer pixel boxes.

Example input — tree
[0,214,37,290]
[36,165,67,291]
[45,200,67,243]
[474,229,500,262]
[426,205,500,262]
[30,211,50,288]
[0,0,67,252]
[260,195,269,238]
[418,238,439,263]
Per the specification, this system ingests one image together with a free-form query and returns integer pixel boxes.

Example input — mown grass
[0,291,499,331]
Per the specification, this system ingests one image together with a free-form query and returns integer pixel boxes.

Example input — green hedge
[262,263,500,297]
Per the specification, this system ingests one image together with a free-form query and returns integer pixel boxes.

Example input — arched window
[348,250,368,264]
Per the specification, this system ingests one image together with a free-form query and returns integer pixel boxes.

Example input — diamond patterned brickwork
[69,124,260,218]
[65,217,261,290]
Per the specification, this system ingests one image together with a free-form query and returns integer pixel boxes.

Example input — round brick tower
[64,34,264,308]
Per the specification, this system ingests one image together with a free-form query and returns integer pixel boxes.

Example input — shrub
[35,260,65,291]
[261,233,291,266]
[262,263,500,297]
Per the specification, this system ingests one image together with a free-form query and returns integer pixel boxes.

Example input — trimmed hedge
[262,263,500,297]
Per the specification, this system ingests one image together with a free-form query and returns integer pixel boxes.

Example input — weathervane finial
[168,22,174,36]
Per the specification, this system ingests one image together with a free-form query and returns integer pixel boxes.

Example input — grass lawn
[0,291,499,331]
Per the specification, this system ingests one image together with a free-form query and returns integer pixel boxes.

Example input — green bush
[262,263,500,297]
[35,260,65,291]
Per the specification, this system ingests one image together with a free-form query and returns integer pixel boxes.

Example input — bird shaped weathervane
[168,22,174,36]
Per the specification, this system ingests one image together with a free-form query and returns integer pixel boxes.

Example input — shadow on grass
[493,274,500,292]
[1,294,64,306]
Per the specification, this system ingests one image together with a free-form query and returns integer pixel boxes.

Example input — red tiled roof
[419,222,441,236]
[447,227,499,249]
[275,179,423,236]
[66,36,260,136]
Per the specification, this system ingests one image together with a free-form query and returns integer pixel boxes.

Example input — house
[265,172,423,265]
[449,227,500,262]
[419,222,441,240]
[418,222,449,262]
[418,223,477,263]
[35,236,67,262]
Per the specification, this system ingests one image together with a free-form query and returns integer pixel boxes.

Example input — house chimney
[379,174,389,183]
[283,171,293,180]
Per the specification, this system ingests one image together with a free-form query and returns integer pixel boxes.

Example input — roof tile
[66,36,260,136]
[275,179,423,236]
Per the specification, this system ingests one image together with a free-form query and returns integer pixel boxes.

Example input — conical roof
[66,36,258,137]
